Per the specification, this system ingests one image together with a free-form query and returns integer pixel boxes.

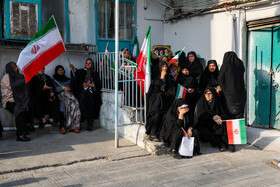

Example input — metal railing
[91,52,145,124]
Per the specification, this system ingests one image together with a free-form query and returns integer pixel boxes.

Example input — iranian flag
[169,47,185,63]
[226,119,247,144]
[105,42,109,54]
[17,16,66,83]
[175,84,187,99]
[134,26,151,96]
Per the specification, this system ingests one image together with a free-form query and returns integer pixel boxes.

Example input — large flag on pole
[17,16,66,83]
[132,36,140,61]
[226,119,247,144]
[134,26,151,96]
[169,47,185,64]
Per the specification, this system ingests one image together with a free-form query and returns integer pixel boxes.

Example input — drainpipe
[229,14,237,52]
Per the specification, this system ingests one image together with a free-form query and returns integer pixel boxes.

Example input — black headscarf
[176,64,194,89]
[53,65,70,82]
[175,51,187,67]
[187,51,203,79]
[160,98,194,142]
[199,60,219,92]
[218,51,246,118]
[5,62,30,118]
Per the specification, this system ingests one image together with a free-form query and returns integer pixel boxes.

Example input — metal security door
[271,26,280,129]
[248,28,272,128]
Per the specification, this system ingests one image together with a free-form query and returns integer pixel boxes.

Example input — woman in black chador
[146,79,168,142]
[218,52,246,119]
[187,51,203,80]
[194,87,235,152]
[30,67,57,128]
[176,64,200,114]
[70,58,101,131]
[1,62,32,141]
[158,61,176,105]
[199,60,221,93]
[160,98,200,159]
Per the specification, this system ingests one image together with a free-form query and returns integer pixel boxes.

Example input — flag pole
[114,0,119,148]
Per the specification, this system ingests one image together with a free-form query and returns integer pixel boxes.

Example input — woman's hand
[215,86,221,93]
[187,127,193,138]
[62,86,71,92]
[188,88,195,94]
[69,64,76,73]
[161,71,166,79]
[213,115,222,125]
[178,107,189,119]
[43,83,53,91]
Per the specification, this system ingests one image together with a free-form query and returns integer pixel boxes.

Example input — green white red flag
[175,84,187,99]
[134,26,151,96]
[226,119,247,144]
[169,47,185,63]
[17,16,66,83]
[105,42,109,54]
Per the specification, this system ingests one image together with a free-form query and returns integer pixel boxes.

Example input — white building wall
[163,10,244,67]
[136,0,165,47]
[68,0,95,44]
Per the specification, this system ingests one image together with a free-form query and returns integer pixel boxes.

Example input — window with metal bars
[97,0,134,40]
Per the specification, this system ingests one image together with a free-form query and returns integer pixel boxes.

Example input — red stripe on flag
[169,58,176,64]
[136,51,144,72]
[23,41,65,83]
[226,120,234,144]
[182,88,187,99]
[133,70,145,97]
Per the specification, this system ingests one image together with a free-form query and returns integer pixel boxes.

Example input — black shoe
[49,121,59,127]
[219,144,226,152]
[149,136,160,142]
[171,149,182,159]
[16,135,31,142]
[27,124,35,131]
[39,121,46,129]
[228,145,236,152]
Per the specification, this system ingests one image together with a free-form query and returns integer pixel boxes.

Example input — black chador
[194,87,231,152]
[30,69,56,126]
[160,99,200,157]
[146,78,169,141]
[187,51,203,79]
[218,52,246,119]
[71,60,101,131]
[199,60,219,92]
[158,61,176,106]
[176,65,200,114]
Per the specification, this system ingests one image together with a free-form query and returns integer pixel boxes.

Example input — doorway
[248,26,280,129]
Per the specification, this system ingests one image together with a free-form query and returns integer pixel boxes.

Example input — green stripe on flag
[175,85,180,99]
[28,17,57,46]
[239,119,247,144]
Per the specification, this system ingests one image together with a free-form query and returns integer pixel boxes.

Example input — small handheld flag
[226,119,247,144]
[175,84,188,99]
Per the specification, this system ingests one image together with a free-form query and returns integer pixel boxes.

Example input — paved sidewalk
[0,127,149,174]
[1,140,280,186]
